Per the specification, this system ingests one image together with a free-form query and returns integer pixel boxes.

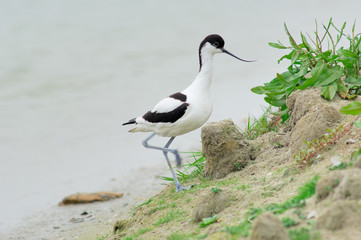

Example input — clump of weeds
[252,18,361,121]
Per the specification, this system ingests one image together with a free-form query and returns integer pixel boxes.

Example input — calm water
[1,0,360,232]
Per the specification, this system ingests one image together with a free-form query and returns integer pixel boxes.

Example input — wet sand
[2,164,170,240]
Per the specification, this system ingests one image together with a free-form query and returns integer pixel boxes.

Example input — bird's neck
[183,50,214,95]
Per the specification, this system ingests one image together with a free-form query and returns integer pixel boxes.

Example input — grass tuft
[242,106,281,140]
[159,151,207,184]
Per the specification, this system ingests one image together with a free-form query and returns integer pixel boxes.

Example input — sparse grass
[130,198,153,216]
[166,232,208,240]
[96,233,112,240]
[211,187,222,194]
[216,176,240,187]
[147,200,177,215]
[239,184,251,192]
[159,151,207,184]
[222,175,319,238]
[223,220,252,237]
[130,227,154,238]
[154,209,185,226]
[242,106,281,140]
[288,227,321,240]
[282,217,297,228]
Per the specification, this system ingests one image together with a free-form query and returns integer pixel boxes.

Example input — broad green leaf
[278,51,294,63]
[340,101,361,115]
[265,92,286,100]
[268,42,287,49]
[320,82,337,100]
[285,85,297,97]
[344,76,361,84]
[264,97,286,107]
[354,120,361,128]
[300,32,311,50]
[313,65,343,87]
[292,64,309,79]
[336,79,349,99]
[297,61,327,89]
[337,48,359,68]
[291,51,300,65]
[338,49,358,58]
[251,86,265,95]
[271,108,289,116]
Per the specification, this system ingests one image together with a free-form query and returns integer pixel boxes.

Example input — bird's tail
[122,118,136,126]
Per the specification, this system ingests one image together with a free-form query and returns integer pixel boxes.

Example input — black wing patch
[143,103,189,123]
[169,92,187,102]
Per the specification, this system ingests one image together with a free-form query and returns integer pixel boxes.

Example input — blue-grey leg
[142,133,191,192]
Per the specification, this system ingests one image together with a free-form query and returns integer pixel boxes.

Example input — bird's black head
[199,34,225,50]
[197,34,255,71]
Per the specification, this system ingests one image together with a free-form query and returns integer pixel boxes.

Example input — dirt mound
[316,170,345,201]
[192,188,232,222]
[287,89,343,153]
[201,120,251,179]
[316,200,361,240]
[316,168,361,201]
[250,212,288,240]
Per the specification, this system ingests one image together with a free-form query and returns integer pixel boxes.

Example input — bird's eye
[213,42,219,47]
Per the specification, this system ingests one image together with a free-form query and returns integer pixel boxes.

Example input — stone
[289,103,341,153]
[250,212,288,240]
[192,188,232,222]
[316,171,345,201]
[202,120,250,179]
[59,191,123,205]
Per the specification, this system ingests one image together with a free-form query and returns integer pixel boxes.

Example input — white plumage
[123,34,253,192]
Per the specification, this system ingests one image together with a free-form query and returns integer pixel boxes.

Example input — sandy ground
[1,164,170,240]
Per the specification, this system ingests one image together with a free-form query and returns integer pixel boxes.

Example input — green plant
[159,151,206,183]
[282,217,297,228]
[199,215,219,227]
[288,227,320,240]
[252,19,361,121]
[340,101,361,127]
[211,187,222,194]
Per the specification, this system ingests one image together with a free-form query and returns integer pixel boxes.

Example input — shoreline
[2,164,170,240]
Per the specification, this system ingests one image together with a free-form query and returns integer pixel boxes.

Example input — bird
[123,34,254,192]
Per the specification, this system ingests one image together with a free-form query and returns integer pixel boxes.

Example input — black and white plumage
[123,34,253,192]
